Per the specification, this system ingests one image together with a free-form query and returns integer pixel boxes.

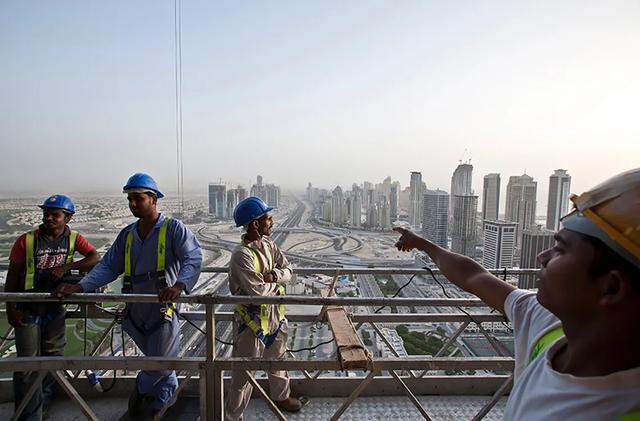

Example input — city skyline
[2,2,639,202]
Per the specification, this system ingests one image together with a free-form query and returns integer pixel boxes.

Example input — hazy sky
[2,1,639,211]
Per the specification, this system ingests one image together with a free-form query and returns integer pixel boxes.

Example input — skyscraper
[208,184,226,218]
[331,186,345,225]
[482,220,517,269]
[226,186,246,218]
[482,173,500,222]
[451,163,473,196]
[250,175,267,202]
[422,189,449,249]
[546,169,571,231]
[505,174,538,245]
[363,181,373,208]
[519,226,555,289]
[451,195,478,257]
[379,198,391,230]
[390,181,400,221]
[351,186,362,227]
[265,184,281,208]
[408,171,423,228]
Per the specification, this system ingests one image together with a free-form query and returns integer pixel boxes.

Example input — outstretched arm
[394,227,515,313]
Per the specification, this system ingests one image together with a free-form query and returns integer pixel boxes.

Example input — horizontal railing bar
[0,309,509,323]
[0,264,538,276]
[155,311,509,323]
[0,292,488,307]
[0,356,514,372]
[0,375,513,401]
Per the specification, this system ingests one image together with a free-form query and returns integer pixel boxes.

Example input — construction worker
[394,168,640,419]
[53,173,203,418]
[5,195,99,421]
[225,197,305,420]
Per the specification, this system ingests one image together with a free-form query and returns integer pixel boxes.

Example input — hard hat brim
[234,206,274,227]
[562,211,640,269]
[123,187,164,198]
[38,205,74,214]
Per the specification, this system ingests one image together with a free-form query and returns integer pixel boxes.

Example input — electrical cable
[100,317,118,393]
[424,266,484,326]
[174,307,234,346]
[373,273,418,314]
[288,337,335,353]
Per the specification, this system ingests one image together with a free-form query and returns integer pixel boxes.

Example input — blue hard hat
[234,197,273,227]
[39,194,76,214]
[122,173,164,198]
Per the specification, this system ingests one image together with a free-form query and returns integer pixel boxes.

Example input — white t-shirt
[503,289,640,420]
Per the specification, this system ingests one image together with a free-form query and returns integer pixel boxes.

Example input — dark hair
[583,234,640,295]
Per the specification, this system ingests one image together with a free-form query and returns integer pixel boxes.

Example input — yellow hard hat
[561,168,640,269]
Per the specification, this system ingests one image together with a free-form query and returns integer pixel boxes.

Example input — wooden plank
[317,273,340,322]
[325,307,370,370]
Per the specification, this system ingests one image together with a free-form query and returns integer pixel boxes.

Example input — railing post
[202,301,223,421]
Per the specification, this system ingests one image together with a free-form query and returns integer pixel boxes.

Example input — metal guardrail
[0,266,529,420]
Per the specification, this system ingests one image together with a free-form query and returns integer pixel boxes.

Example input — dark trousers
[13,309,66,421]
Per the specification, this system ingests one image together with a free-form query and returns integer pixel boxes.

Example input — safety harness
[24,229,78,291]
[235,242,285,347]
[528,325,640,420]
[122,217,175,322]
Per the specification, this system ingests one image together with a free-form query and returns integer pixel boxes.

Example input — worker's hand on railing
[393,227,425,252]
[159,283,185,302]
[52,283,83,299]
[7,306,26,328]
[263,272,275,283]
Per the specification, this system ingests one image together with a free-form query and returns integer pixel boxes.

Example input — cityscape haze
[1,2,640,418]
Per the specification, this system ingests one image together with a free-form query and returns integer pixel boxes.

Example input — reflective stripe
[65,230,78,265]
[125,217,170,276]
[236,241,285,341]
[25,232,36,290]
[124,231,133,277]
[157,218,169,272]
[528,326,565,364]
[123,217,173,316]
[25,230,77,291]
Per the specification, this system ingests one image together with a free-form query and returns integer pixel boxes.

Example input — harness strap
[122,217,174,319]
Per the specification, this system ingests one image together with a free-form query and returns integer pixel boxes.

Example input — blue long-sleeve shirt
[79,214,202,294]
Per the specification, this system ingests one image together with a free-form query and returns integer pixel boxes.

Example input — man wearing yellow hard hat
[394,168,640,419]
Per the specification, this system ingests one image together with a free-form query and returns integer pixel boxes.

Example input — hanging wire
[174,0,185,214]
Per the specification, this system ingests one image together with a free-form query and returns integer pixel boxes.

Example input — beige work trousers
[224,323,290,421]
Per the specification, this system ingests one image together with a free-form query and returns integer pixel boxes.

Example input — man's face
[42,209,71,232]
[536,229,600,319]
[127,192,156,218]
[257,212,274,236]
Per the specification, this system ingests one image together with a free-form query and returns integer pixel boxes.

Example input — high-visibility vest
[528,325,564,364]
[235,242,285,343]
[24,230,78,290]
[123,217,175,320]
[529,325,640,420]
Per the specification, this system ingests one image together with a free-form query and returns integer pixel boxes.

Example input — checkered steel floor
[0,395,506,420]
